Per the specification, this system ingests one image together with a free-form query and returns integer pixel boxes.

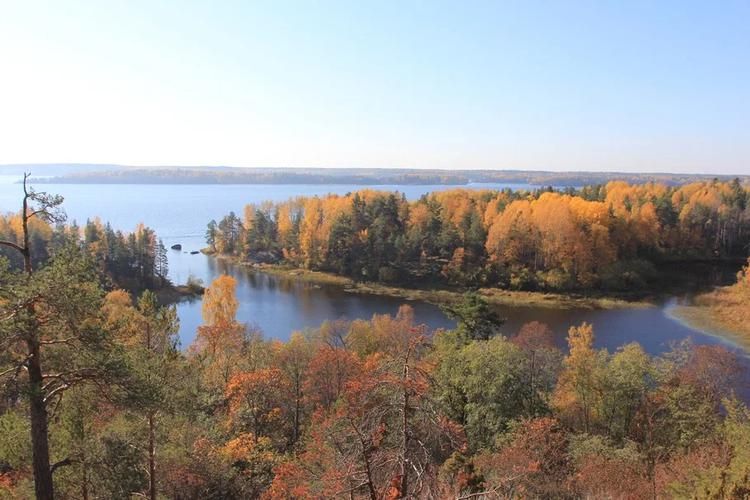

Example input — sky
[0,0,748,174]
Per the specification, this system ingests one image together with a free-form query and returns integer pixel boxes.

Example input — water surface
[0,175,742,356]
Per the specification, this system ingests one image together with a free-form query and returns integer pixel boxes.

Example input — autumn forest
[5,0,750,496]
[210,180,750,292]
[2,178,750,499]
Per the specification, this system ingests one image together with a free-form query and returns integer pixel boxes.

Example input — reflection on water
[176,256,456,347]
[176,257,744,358]
[0,177,743,357]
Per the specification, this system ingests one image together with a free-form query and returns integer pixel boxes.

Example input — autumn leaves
[212,179,750,292]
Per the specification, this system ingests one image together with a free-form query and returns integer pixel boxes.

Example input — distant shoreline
[8,165,747,187]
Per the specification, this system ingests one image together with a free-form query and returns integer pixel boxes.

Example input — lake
[0,175,742,355]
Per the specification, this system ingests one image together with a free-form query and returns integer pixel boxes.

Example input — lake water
[0,175,743,355]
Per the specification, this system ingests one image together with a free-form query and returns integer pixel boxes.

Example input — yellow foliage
[202,275,239,326]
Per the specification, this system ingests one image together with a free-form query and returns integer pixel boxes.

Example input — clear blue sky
[1,0,748,174]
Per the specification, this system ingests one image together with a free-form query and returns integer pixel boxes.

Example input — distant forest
[17,165,750,187]
[0,212,170,293]
[210,179,750,292]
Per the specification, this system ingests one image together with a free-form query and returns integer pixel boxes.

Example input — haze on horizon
[1,0,748,176]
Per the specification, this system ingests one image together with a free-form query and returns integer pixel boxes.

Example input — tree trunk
[293,385,301,445]
[398,357,411,498]
[81,450,89,500]
[148,412,156,500]
[28,338,54,500]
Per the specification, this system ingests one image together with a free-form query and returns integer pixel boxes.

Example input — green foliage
[441,292,504,341]
[434,336,532,450]
[669,399,750,498]
[599,344,655,441]
[96,433,149,499]
[0,411,31,472]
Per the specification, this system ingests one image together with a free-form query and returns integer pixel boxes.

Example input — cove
[174,254,744,356]
[0,177,742,356]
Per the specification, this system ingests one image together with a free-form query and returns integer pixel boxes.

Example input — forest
[2,180,750,499]
[25,165,749,187]
[210,179,750,293]
[0,207,170,293]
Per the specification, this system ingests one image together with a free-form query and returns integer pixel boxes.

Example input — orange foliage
[476,418,570,497]
[201,274,239,326]
[303,346,362,410]
[225,368,290,438]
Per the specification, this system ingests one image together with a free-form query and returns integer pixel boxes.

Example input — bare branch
[50,457,76,475]
[0,362,25,379]
[0,239,24,254]
[43,382,74,403]
[39,337,77,346]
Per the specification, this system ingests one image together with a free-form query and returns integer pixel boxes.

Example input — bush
[510,267,536,290]
[539,269,574,290]
[377,266,400,283]
[186,274,205,294]
[600,260,657,291]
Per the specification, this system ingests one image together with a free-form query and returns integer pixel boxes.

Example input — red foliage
[303,346,363,410]
[476,418,570,497]
[263,462,313,499]
[571,453,651,499]
[677,345,742,404]
[512,321,557,351]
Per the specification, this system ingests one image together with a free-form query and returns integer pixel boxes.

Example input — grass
[235,262,653,310]
[248,264,354,287]
[671,285,750,350]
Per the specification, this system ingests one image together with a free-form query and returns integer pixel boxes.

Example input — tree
[303,346,362,411]
[274,333,313,446]
[154,239,169,287]
[225,368,290,445]
[433,336,531,450]
[599,343,654,441]
[511,322,564,417]
[0,176,129,499]
[191,275,251,391]
[553,323,604,433]
[441,292,504,341]
[201,274,240,327]
[0,247,130,500]
[281,344,460,498]
[205,220,218,252]
[475,418,571,498]
[668,399,750,498]
[104,290,179,500]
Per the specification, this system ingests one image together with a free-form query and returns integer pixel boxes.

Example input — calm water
[0,175,743,355]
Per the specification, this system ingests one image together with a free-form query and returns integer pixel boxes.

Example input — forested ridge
[210,179,750,292]
[3,181,750,499]
[24,165,750,187]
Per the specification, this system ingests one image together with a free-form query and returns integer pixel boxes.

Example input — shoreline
[155,283,205,306]
[206,251,654,310]
[669,288,750,352]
